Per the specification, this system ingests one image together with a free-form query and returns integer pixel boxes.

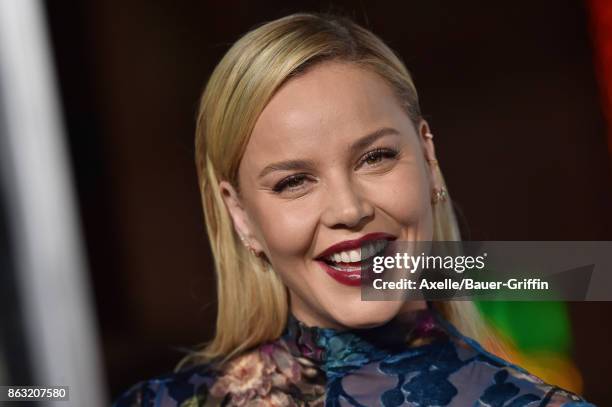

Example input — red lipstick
[315,232,396,287]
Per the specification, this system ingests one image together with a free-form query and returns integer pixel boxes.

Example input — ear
[417,120,442,193]
[219,180,264,255]
[417,120,437,167]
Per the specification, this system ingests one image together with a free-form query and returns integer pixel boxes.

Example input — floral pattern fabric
[113,307,595,406]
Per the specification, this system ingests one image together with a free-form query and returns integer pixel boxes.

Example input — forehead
[246,62,411,157]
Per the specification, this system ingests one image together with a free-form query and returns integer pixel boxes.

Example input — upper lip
[315,232,397,259]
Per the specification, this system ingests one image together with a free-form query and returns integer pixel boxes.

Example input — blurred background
[1,0,611,405]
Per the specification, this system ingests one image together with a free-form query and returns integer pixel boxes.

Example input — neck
[288,299,429,331]
[282,302,446,373]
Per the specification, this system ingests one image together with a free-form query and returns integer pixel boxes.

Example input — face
[221,62,438,329]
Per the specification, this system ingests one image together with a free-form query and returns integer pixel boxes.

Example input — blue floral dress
[113,307,594,406]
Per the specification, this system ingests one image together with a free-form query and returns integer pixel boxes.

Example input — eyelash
[358,148,399,169]
[272,147,400,194]
[272,174,310,193]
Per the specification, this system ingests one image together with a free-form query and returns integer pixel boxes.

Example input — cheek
[249,197,319,259]
[370,163,431,225]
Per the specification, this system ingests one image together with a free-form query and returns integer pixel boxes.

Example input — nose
[321,177,374,229]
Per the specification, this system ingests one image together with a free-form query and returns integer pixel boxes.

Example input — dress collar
[281,306,447,376]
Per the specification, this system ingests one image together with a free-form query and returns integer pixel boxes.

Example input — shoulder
[428,311,595,406]
[112,363,222,407]
[112,340,325,407]
[449,337,595,407]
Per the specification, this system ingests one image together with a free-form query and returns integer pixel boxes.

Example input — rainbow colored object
[476,301,582,393]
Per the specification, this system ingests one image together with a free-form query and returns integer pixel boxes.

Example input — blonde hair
[192,13,500,365]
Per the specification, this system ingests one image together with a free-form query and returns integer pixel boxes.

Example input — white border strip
[0,1,108,405]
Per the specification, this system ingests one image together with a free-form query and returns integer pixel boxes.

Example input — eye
[357,148,399,169]
[272,174,311,193]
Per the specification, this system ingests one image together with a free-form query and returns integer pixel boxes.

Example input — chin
[327,299,404,329]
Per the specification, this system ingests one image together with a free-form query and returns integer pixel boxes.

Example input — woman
[114,13,593,407]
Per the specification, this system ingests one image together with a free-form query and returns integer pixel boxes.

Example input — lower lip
[316,260,365,287]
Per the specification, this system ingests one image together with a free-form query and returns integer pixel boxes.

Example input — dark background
[42,0,612,403]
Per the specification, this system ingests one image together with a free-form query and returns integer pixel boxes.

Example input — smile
[315,232,395,286]
[323,240,387,270]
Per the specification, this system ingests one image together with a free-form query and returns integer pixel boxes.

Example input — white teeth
[324,240,388,264]
[327,264,361,273]
[362,244,372,259]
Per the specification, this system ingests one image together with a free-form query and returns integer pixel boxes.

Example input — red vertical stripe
[586,0,612,159]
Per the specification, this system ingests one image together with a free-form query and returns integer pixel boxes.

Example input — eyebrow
[258,158,317,179]
[349,127,400,155]
[258,127,401,179]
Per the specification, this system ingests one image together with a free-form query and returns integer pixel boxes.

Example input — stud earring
[431,187,448,204]
[424,132,434,140]
[239,234,258,256]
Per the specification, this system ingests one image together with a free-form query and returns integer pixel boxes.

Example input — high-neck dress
[113,307,594,406]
